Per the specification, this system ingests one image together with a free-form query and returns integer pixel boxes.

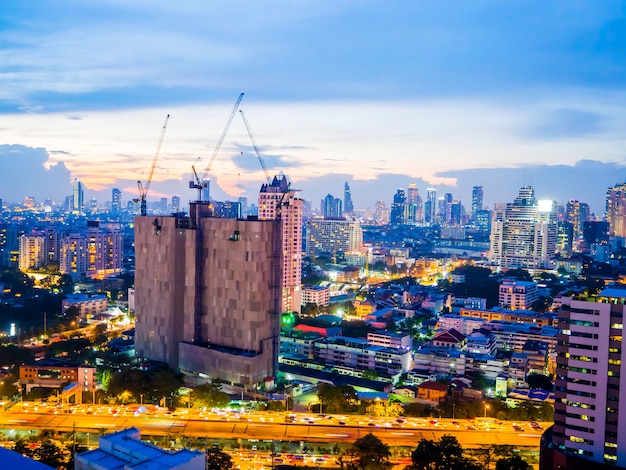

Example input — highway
[0,405,546,450]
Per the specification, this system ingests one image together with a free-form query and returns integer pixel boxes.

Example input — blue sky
[1,1,625,215]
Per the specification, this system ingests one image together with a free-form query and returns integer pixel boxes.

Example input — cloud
[526,108,607,139]
[0,145,72,203]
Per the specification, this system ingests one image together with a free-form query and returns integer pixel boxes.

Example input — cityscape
[2,2,626,470]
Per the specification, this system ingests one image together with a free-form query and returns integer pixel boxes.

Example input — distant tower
[406,183,422,225]
[606,181,626,238]
[258,175,303,314]
[321,194,342,218]
[111,188,122,215]
[565,199,590,241]
[374,200,389,225]
[390,189,407,225]
[171,195,181,213]
[471,186,483,219]
[72,178,85,215]
[343,182,354,215]
[202,179,210,202]
[425,188,436,225]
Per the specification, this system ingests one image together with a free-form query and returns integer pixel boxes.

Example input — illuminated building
[306,217,362,257]
[488,187,557,271]
[541,286,626,468]
[72,178,85,215]
[390,188,407,225]
[605,181,626,238]
[343,181,354,214]
[258,175,303,314]
[18,232,46,271]
[471,185,484,219]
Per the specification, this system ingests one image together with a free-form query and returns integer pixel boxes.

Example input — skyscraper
[321,194,342,218]
[390,189,407,225]
[565,199,590,241]
[374,200,389,225]
[407,183,422,225]
[171,195,180,213]
[489,187,557,271]
[542,286,626,468]
[72,178,85,215]
[471,185,483,219]
[425,188,436,225]
[343,181,354,215]
[111,188,122,215]
[258,175,303,314]
[606,181,626,238]
[134,206,281,387]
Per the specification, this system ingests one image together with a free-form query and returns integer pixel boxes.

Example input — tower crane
[239,109,271,184]
[190,92,244,201]
[136,114,170,216]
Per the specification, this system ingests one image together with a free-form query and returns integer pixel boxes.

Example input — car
[513,425,524,432]
[338,421,346,425]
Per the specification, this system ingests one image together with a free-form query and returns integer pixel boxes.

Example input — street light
[483,402,489,418]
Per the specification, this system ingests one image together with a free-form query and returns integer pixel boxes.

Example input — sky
[1,1,626,216]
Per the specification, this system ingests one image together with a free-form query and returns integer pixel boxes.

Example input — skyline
[2,2,626,214]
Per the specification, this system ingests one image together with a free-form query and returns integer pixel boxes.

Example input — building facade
[306,217,362,257]
[134,208,281,387]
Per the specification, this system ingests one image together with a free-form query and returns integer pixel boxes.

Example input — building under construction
[134,202,281,387]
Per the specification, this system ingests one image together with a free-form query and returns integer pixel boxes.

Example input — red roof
[433,328,466,343]
[418,381,448,391]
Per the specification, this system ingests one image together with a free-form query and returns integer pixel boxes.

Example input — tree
[526,373,553,391]
[317,384,358,413]
[38,439,72,469]
[495,455,532,470]
[349,433,392,470]
[206,447,233,470]
[410,435,481,470]
[192,382,230,409]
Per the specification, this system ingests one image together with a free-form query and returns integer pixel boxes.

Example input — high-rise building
[606,181,626,238]
[258,175,303,314]
[321,194,342,218]
[542,286,626,468]
[59,223,123,280]
[390,189,407,225]
[171,195,181,213]
[18,232,46,271]
[471,186,483,219]
[111,188,122,214]
[306,218,363,257]
[374,200,389,225]
[425,188,437,225]
[489,187,557,271]
[72,178,85,215]
[556,222,574,257]
[565,199,591,241]
[407,183,422,225]
[343,182,354,215]
[134,206,281,387]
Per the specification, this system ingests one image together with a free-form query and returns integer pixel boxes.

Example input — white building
[301,285,330,307]
[367,331,413,350]
[498,279,539,310]
[306,217,363,257]
[62,293,108,320]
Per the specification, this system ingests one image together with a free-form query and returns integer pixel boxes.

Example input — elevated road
[0,410,545,449]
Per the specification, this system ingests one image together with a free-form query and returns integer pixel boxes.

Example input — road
[0,406,545,450]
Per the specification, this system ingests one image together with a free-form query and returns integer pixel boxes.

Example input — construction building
[134,202,281,387]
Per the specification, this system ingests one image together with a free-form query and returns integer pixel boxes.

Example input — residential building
[545,286,626,468]
[18,232,46,271]
[416,381,448,403]
[134,207,281,387]
[367,331,412,350]
[62,293,108,320]
[499,279,539,310]
[565,199,590,241]
[301,285,330,307]
[605,181,626,238]
[75,428,204,470]
[258,175,303,313]
[306,217,362,257]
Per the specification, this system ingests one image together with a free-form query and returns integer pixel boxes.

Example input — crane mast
[239,109,272,184]
[136,114,170,216]
[190,92,244,201]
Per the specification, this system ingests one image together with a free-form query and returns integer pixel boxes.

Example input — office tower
[343,182,354,215]
[374,200,389,225]
[59,222,123,279]
[72,178,85,215]
[556,222,574,257]
[111,188,122,214]
[474,209,491,233]
[306,218,363,257]
[258,175,303,314]
[171,195,180,213]
[211,201,241,219]
[449,201,462,225]
[488,187,557,270]
[543,286,626,468]
[583,221,610,244]
[302,199,312,218]
[89,198,98,213]
[159,197,168,213]
[390,189,407,225]
[134,206,281,386]
[407,183,422,225]
[321,194,342,218]
[423,188,436,225]
[443,193,453,223]
[238,196,248,216]
[565,199,590,240]
[471,186,483,219]
[606,181,626,238]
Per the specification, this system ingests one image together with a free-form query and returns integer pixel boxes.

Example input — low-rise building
[417,381,448,403]
[75,427,205,470]
[499,278,539,310]
[62,293,108,320]
[301,285,331,307]
[19,358,96,393]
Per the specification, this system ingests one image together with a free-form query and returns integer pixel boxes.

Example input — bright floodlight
[538,199,553,212]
